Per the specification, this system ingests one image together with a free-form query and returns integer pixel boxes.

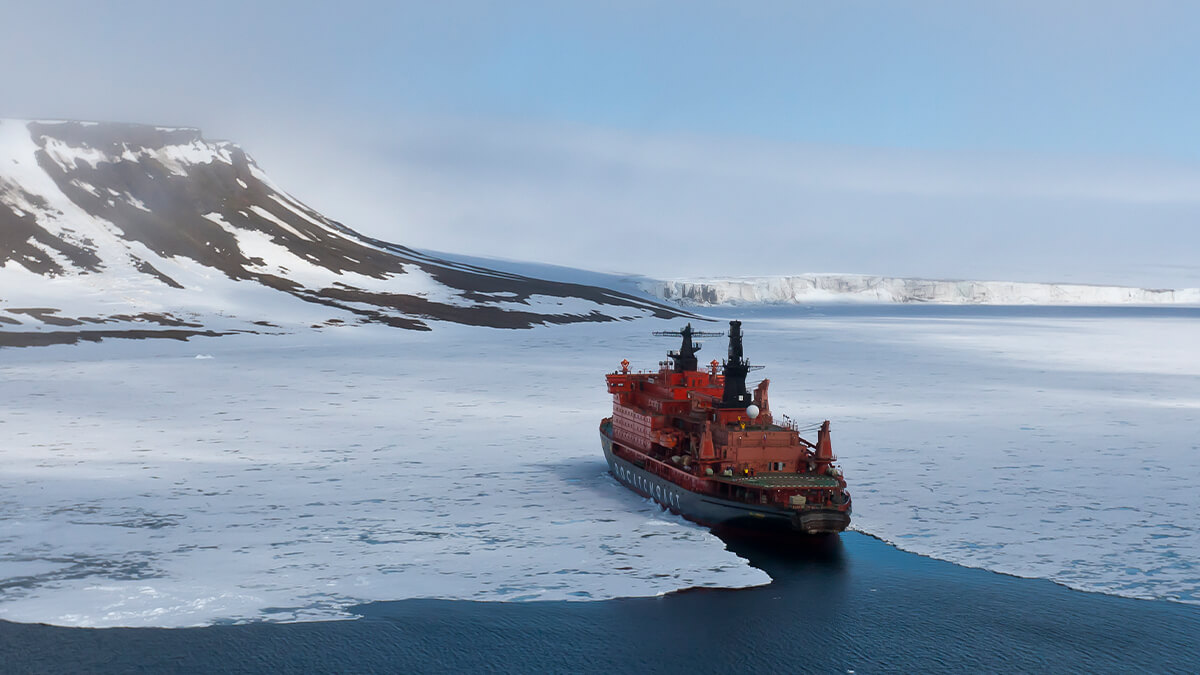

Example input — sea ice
[729,307,1200,605]
[0,323,769,627]
[1,308,1197,628]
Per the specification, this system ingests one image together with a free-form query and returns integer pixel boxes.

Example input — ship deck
[715,472,841,489]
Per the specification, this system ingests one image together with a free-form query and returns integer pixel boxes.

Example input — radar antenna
[652,323,723,372]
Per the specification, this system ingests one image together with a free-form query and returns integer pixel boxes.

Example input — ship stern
[791,508,852,535]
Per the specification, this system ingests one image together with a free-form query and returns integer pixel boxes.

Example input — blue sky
[368,1,1199,159]
[4,1,1200,285]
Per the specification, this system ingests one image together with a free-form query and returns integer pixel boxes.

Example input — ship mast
[652,323,723,372]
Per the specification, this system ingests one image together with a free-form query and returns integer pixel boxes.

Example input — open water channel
[3,531,1198,673]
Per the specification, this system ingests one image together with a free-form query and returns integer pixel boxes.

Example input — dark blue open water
[2,532,1198,674]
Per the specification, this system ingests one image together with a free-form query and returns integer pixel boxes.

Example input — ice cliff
[642,275,1200,306]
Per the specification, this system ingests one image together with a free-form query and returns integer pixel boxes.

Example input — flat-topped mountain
[0,119,682,345]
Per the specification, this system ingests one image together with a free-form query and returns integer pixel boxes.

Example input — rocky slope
[0,119,683,346]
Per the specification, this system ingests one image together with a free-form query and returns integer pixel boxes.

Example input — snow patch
[245,205,312,241]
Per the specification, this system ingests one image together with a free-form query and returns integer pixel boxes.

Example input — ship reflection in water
[6,532,1198,673]
[715,528,848,577]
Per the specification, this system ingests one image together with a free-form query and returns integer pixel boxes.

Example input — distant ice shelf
[642,275,1200,306]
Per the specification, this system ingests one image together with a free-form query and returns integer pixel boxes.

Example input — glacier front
[644,274,1200,306]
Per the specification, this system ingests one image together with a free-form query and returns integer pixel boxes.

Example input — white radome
[746,404,760,420]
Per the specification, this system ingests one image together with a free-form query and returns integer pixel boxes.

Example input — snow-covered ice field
[0,323,768,627]
[2,307,1198,627]
[741,307,1200,605]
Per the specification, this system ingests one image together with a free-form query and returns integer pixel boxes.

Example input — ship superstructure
[600,321,851,534]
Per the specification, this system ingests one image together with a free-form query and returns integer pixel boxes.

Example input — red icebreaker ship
[600,321,851,534]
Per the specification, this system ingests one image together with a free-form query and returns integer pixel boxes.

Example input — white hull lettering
[612,459,685,511]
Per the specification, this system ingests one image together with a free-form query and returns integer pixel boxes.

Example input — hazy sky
[4,1,1200,286]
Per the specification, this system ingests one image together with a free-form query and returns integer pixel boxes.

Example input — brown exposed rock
[6,308,85,326]
[0,329,233,348]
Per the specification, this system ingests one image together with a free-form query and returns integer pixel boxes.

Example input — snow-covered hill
[643,274,1200,306]
[0,119,683,345]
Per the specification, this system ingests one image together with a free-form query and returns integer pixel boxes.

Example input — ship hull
[601,432,849,535]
